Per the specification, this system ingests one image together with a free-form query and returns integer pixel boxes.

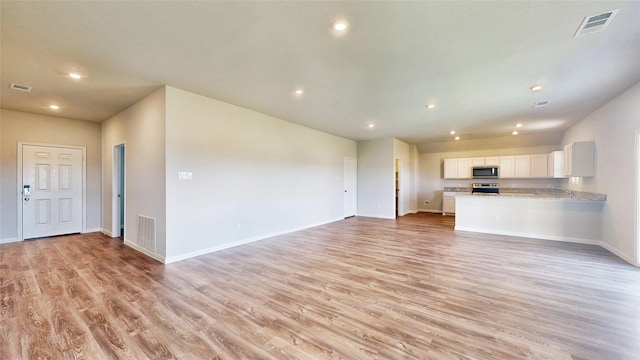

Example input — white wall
[357,138,395,219]
[101,88,167,260]
[164,86,357,262]
[561,81,640,265]
[418,145,562,212]
[0,109,102,242]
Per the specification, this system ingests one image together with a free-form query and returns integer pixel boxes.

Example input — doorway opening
[113,144,125,238]
[637,131,640,264]
[395,159,402,217]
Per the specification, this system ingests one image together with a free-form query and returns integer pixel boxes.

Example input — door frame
[112,143,126,238]
[395,158,403,217]
[17,142,87,241]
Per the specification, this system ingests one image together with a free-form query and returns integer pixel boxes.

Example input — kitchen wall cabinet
[514,155,531,178]
[442,152,551,179]
[564,141,595,177]
[443,158,472,179]
[484,157,500,166]
[472,157,485,166]
[531,154,548,178]
[547,151,566,178]
[499,156,515,178]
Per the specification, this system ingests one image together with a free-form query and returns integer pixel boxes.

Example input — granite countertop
[444,187,606,201]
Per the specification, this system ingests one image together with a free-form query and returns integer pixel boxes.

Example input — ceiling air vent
[574,9,619,37]
[533,100,550,108]
[10,83,32,92]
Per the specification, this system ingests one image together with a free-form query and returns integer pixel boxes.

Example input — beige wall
[164,86,357,261]
[101,87,167,260]
[561,81,640,265]
[0,109,102,241]
[357,138,396,218]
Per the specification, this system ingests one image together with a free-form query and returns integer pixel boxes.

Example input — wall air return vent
[10,83,32,92]
[574,9,619,37]
[534,100,550,108]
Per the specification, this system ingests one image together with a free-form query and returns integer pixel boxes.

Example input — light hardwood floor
[1,213,639,359]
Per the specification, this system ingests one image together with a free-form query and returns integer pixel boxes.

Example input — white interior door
[22,144,83,239]
[344,157,357,218]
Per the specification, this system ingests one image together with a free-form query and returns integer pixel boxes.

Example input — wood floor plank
[1,213,639,359]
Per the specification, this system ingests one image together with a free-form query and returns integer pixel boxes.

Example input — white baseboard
[454,226,601,246]
[164,217,344,264]
[101,228,114,237]
[124,239,166,263]
[599,242,639,267]
[0,237,20,244]
[356,213,396,220]
[82,227,101,234]
[418,208,442,214]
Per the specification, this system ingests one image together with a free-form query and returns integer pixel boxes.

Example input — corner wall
[0,109,102,242]
[561,81,640,265]
[357,138,395,219]
[101,87,167,260]
[164,86,357,262]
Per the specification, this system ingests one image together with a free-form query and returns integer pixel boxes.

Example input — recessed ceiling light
[450,130,455,135]
[294,89,303,95]
[69,72,82,79]
[426,104,435,109]
[333,20,348,31]
[454,136,460,141]
[49,104,60,110]
[530,85,543,92]
[368,123,375,128]
[512,131,519,135]
[516,123,523,128]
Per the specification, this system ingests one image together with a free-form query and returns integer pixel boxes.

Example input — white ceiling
[2,1,639,152]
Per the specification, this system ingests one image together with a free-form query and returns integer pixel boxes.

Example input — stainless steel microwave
[472,166,499,179]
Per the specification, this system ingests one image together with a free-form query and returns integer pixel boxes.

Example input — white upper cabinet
[458,158,472,179]
[444,158,458,179]
[564,141,595,177]
[499,156,515,178]
[547,151,566,178]
[514,155,531,178]
[443,158,472,179]
[484,157,500,166]
[444,153,552,179]
[531,154,548,178]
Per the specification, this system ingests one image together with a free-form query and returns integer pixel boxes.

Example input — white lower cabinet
[443,192,456,215]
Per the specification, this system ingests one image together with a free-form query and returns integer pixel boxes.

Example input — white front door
[22,145,83,239]
[343,157,357,218]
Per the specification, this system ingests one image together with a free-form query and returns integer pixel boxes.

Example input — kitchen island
[454,190,606,244]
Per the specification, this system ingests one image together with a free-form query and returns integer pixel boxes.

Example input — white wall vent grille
[574,9,619,37]
[137,215,156,252]
[10,83,32,92]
